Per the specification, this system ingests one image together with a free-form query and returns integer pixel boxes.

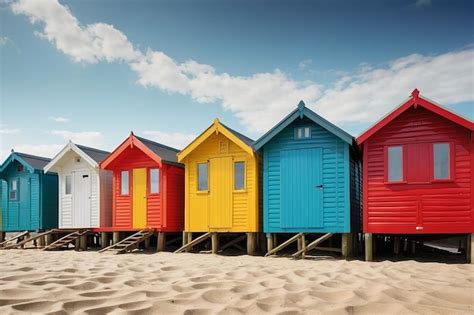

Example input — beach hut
[99,133,184,248]
[43,142,112,229]
[254,101,361,257]
[357,89,474,261]
[176,119,259,255]
[0,151,58,232]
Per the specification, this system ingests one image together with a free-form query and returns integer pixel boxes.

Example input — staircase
[0,231,29,248]
[2,230,60,250]
[99,229,154,254]
[43,230,90,251]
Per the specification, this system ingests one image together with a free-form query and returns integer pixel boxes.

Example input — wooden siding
[184,132,258,232]
[99,170,113,227]
[40,172,58,230]
[263,118,351,233]
[364,106,473,234]
[165,165,185,231]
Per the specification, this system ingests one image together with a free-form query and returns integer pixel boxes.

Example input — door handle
[315,184,324,189]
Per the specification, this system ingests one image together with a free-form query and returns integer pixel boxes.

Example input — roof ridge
[220,122,255,143]
[76,144,110,154]
[135,135,180,152]
[14,152,51,161]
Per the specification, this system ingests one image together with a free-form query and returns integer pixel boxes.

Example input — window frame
[9,178,19,201]
[197,162,209,193]
[120,170,130,196]
[385,145,406,184]
[64,174,72,195]
[294,126,311,140]
[233,160,246,192]
[384,141,455,185]
[148,168,160,195]
[430,142,454,183]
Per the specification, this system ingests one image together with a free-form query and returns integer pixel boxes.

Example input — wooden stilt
[292,233,333,258]
[75,238,80,251]
[0,232,5,243]
[365,233,373,262]
[80,235,87,251]
[185,232,193,252]
[144,237,150,249]
[411,240,416,254]
[157,232,166,252]
[403,238,408,252]
[467,234,473,264]
[101,232,109,249]
[220,234,246,252]
[300,234,306,259]
[342,233,352,258]
[211,233,219,254]
[394,236,400,254]
[38,235,45,248]
[174,232,210,253]
[247,232,256,256]
[266,233,303,257]
[266,233,273,254]
[113,232,120,244]
[45,233,53,246]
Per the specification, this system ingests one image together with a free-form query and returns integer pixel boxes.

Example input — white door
[73,169,91,228]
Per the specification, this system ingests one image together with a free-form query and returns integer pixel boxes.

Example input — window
[65,175,72,195]
[234,161,245,190]
[9,178,18,200]
[387,146,403,182]
[197,163,208,191]
[433,143,450,179]
[150,168,160,193]
[295,127,311,139]
[121,171,129,195]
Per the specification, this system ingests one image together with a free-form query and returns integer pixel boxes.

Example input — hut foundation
[157,232,166,252]
[342,233,352,258]
[211,233,219,254]
[266,233,274,253]
[468,233,473,264]
[101,232,109,249]
[113,232,121,245]
[247,232,256,255]
[0,232,5,243]
[365,233,373,262]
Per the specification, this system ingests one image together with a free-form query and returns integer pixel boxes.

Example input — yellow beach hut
[177,119,259,255]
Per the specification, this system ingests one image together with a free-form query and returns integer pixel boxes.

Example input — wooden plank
[266,234,273,254]
[292,233,333,258]
[157,232,166,252]
[174,232,211,253]
[4,230,62,249]
[365,233,373,262]
[342,233,352,258]
[247,233,256,256]
[220,234,246,252]
[0,231,29,247]
[265,233,303,257]
[211,233,219,254]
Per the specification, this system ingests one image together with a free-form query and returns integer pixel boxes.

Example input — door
[280,148,323,229]
[132,168,147,228]
[73,169,91,228]
[18,176,31,230]
[209,157,232,229]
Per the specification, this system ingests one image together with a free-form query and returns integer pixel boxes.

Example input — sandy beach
[0,251,472,314]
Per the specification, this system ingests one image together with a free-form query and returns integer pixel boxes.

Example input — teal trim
[0,153,35,174]
[254,101,353,150]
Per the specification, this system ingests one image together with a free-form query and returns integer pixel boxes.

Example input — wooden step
[43,230,89,251]
[98,229,154,254]
[0,231,29,248]
[2,230,60,250]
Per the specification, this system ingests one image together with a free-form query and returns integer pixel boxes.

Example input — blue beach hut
[254,101,361,257]
[0,151,58,232]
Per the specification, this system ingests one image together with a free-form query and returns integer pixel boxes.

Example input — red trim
[357,90,474,145]
[362,142,368,232]
[471,131,474,226]
[100,134,162,169]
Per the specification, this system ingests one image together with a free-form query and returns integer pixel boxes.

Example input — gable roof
[357,89,474,145]
[0,151,51,174]
[177,119,254,162]
[43,141,111,173]
[254,101,353,150]
[100,133,181,169]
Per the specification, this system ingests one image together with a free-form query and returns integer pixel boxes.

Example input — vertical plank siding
[263,118,351,233]
[364,107,473,234]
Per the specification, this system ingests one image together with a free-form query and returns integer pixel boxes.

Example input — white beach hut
[44,142,112,229]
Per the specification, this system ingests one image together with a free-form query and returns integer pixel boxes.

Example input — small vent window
[295,127,311,139]
[9,178,18,200]
[234,161,245,190]
[197,163,208,191]
[387,146,403,182]
[433,143,450,180]
[65,175,72,195]
[121,171,129,195]
[150,168,160,193]
[219,140,228,153]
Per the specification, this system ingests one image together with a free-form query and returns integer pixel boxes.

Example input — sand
[0,250,473,314]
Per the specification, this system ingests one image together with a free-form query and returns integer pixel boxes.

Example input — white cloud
[10,0,141,63]
[0,128,20,134]
[298,59,312,70]
[0,36,9,45]
[10,0,474,136]
[142,131,197,149]
[51,130,103,146]
[49,116,69,122]
[0,144,63,162]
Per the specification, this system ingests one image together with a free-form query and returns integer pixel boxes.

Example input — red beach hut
[357,89,473,260]
[99,133,184,234]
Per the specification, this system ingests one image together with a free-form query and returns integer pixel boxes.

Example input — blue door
[18,176,31,230]
[281,148,323,228]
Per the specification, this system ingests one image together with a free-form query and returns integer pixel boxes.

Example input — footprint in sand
[11,300,59,313]
[80,290,119,298]
[202,289,235,304]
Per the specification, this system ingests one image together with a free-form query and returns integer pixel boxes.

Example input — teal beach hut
[254,101,361,257]
[0,151,58,232]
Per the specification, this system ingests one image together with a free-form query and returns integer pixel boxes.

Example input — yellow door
[209,157,232,229]
[132,168,147,228]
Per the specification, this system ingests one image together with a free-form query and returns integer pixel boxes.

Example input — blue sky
[1,0,473,160]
